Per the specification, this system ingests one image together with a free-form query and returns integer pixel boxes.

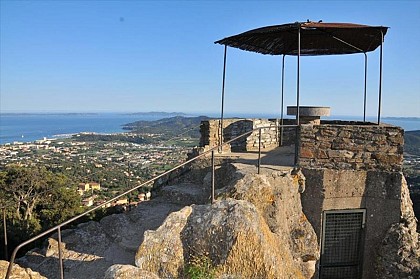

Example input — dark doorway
[319,209,366,279]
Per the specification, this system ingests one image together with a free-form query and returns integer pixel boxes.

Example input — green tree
[38,175,83,229]
[0,165,81,229]
[0,165,82,259]
[1,165,56,222]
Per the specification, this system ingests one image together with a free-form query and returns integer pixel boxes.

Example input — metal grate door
[319,209,366,279]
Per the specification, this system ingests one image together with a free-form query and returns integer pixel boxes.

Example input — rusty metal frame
[217,22,386,133]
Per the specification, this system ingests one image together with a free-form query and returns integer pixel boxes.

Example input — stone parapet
[298,122,404,171]
[199,118,294,152]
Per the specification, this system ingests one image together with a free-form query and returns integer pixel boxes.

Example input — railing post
[211,150,215,204]
[58,227,64,279]
[3,209,8,260]
[258,128,262,174]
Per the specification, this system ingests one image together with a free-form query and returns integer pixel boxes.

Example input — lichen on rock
[217,165,319,273]
[135,206,193,278]
[181,199,307,279]
[0,260,47,279]
[375,176,420,278]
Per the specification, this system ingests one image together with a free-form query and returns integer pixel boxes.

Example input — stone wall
[301,169,405,279]
[199,118,296,152]
[298,122,404,172]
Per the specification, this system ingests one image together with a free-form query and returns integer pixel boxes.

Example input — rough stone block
[300,148,314,158]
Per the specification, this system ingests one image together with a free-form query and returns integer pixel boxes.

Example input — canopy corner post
[219,45,228,152]
[377,30,384,125]
[295,25,301,166]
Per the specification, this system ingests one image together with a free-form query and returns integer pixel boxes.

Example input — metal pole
[3,209,8,260]
[295,25,301,165]
[211,150,215,204]
[219,45,228,152]
[363,53,368,122]
[57,227,64,279]
[280,55,285,146]
[297,27,301,126]
[126,161,130,191]
[258,128,262,174]
[378,31,383,125]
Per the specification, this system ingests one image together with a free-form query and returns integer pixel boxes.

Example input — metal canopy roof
[215,22,388,56]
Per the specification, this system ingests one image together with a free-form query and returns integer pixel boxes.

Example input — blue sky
[0,1,419,117]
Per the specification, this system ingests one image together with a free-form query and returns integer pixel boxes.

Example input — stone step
[17,200,184,279]
[159,182,209,206]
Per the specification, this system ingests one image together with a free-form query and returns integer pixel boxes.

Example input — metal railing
[5,124,297,279]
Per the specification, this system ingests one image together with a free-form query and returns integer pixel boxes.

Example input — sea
[0,112,419,145]
[0,113,168,145]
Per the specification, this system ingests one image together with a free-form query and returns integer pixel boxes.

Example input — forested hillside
[123,116,210,139]
[405,130,420,155]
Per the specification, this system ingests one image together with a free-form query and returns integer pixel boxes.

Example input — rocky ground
[1,158,419,279]
[0,260,46,279]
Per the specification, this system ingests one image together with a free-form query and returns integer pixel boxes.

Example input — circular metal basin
[287,106,331,117]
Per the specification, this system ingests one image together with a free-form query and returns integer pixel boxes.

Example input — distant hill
[123,116,210,139]
[405,130,420,156]
[127,111,187,117]
[123,117,419,153]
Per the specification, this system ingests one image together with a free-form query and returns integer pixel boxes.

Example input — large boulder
[133,164,318,279]
[135,206,192,278]
[217,164,319,273]
[135,199,307,279]
[182,199,307,279]
[0,260,47,279]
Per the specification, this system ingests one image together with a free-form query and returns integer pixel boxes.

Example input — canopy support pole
[280,54,285,146]
[363,53,368,122]
[295,26,301,165]
[219,45,227,152]
[377,31,383,125]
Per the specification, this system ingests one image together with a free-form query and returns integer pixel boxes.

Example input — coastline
[1,113,419,145]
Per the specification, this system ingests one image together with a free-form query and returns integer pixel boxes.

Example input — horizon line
[1,111,419,119]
